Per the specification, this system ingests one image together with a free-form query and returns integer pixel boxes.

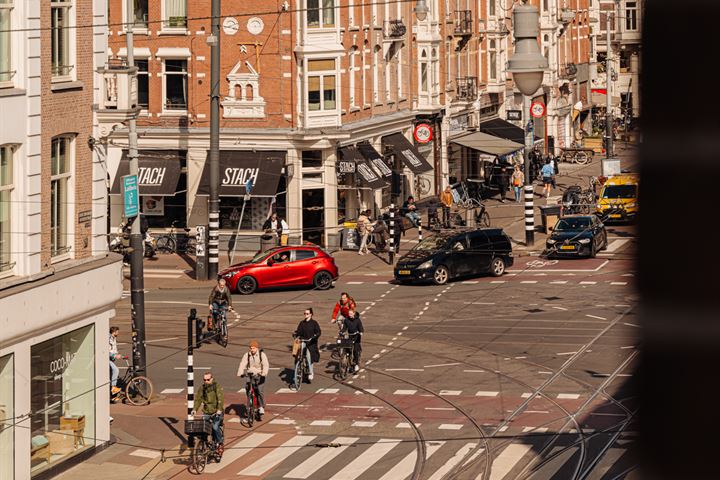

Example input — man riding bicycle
[331,292,356,329]
[208,278,233,331]
[191,372,225,457]
[237,340,269,418]
[342,308,364,372]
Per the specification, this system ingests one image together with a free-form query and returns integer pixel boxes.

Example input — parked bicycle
[241,373,263,427]
[291,337,312,391]
[111,355,154,406]
[156,220,197,255]
[414,175,432,196]
[186,414,223,474]
[454,181,483,210]
[561,178,598,215]
[334,331,359,381]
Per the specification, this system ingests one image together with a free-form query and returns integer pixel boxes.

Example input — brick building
[0,0,120,477]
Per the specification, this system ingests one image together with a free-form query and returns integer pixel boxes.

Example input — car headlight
[418,260,433,269]
[547,238,556,245]
[578,238,591,244]
[222,271,235,278]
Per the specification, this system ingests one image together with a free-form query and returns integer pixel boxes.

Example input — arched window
[234,84,242,99]
[246,84,254,101]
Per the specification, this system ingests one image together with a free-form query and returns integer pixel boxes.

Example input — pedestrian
[356,210,371,255]
[511,164,524,203]
[402,196,421,227]
[550,155,558,189]
[262,212,283,245]
[280,218,289,246]
[541,159,555,198]
[440,185,453,228]
[293,308,321,383]
[370,213,388,250]
[497,165,510,203]
[237,340,269,418]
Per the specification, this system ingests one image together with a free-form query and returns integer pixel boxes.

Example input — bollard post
[418,222,423,243]
[388,204,395,265]
[187,309,196,421]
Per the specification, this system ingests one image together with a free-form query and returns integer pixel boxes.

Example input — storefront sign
[137,167,167,186]
[198,151,285,197]
[223,167,259,187]
[413,123,433,144]
[338,161,356,174]
[506,110,522,121]
[49,352,77,380]
[110,151,183,196]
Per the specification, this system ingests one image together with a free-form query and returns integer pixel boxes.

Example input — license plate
[609,214,622,218]
[398,270,411,275]
[560,245,575,250]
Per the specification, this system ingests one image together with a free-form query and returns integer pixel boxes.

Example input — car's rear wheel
[490,257,506,277]
[237,275,257,295]
[313,271,333,290]
[432,265,449,285]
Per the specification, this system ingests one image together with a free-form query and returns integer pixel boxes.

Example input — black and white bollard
[187,309,195,420]
[388,204,395,265]
[418,223,423,243]
[524,185,535,246]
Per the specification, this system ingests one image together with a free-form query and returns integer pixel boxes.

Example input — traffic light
[195,316,205,348]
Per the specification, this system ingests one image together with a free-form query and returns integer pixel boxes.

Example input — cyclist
[341,308,364,372]
[208,278,233,330]
[331,292,356,329]
[191,372,225,457]
[293,308,321,383]
[109,326,120,413]
[237,340,269,418]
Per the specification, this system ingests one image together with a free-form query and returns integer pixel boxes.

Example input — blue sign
[122,175,139,218]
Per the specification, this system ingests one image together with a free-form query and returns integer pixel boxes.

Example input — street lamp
[507,3,548,247]
[414,0,429,21]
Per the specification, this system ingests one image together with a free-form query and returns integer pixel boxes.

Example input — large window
[488,0,496,17]
[489,40,497,81]
[349,46,357,107]
[0,145,13,273]
[51,136,72,258]
[420,50,428,93]
[163,59,188,111]
[51,0,73,79]
[132,0,148,29]
[307,59,336,112]
[137,58,149,108]
[625,1,638,31]
[0,0,12,85]
[30,325,95,474]
[0,354,13,480]
[163,0,187,29]
[307,0,334,28]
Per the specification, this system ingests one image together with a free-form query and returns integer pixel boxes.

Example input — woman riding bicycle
[341,309,364,372]
[237,340,269,418]
[293,308,321,383]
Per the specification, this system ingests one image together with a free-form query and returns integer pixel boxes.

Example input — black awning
[382,133,433,174]
[355,160,388,190]
[480,117,540,144]
[197,151,285,197]
[110,151,182,196]
[337,146,364,174]
[356,142,392,178]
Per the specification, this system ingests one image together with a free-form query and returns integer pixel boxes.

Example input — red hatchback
[219,245,339,294]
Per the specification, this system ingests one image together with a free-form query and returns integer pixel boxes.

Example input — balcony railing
[455,76,477,101]
[383,19,406,39]
[454,10,473,36]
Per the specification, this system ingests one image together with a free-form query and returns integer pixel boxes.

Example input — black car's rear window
[555,218,591,231]
[602,184,637,199]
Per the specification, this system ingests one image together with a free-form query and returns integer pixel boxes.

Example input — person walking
[356,210,371,255]
[293,308,321,383]
[109,326,120,396]
[280,218,289,246]
[440,185,454,228]
[497,165,510,203]
[540,159,555,198]
[237,340,270,418]
[262,212,283,245]
[511,165,525,203]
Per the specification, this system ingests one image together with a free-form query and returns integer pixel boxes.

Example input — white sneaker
[354,364,360,372]
[308,374,314,381]
[258,407,264,415]
[109,416,114,423]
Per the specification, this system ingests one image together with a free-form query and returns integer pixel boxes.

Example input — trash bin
[260,233,276,252]
[539,205,562,234]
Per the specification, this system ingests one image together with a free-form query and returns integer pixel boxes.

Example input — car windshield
[555,218,591,231]
[602,184,637,199]
[250,250,272,263]
[412,235,450,252]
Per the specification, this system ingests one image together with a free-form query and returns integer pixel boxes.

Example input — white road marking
[486,444,534,480]
[394,389,417,395]
[374,281,390,284]
[377,441,443,480]
[557,393,581,399]
[462,281,480,284]
[520,393,535,399]
[623,322,641,328]
[130,449,160,459]
[490,280,507,283]
[550,280,568,284]
[522,427,549,433]
[521,280,538,284]
[464,369,485,373]
[202,432,274,473]
[316,388,339,394]
[424,362,461,368]
[552,306,568,310]
[606,239,629,252]
[438,424,464,430]
[351,421,377,427]
[475,391,499,397]
[284,437,359,479]
[556,351,578,356]
[462,446,486,467]
[238,435,316,476]
[525,410,550,413]
[160,388,184,394]
[385,368,424,372]
[586,314,607,320]
[276,388,297,394]
[309,420,335,427]
[347,281,364,285]
[439,390,462,396]
[427,442,477,480]
[426,407,456,411]
[579,281,597,285]
[611,281,627,285]
[269,419,296,425]
[332,439,401,480]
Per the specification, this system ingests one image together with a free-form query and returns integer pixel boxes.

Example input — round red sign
[413,123,433,144]
[530,101,546,118]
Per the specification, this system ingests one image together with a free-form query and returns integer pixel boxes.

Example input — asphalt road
[104,222,639,480]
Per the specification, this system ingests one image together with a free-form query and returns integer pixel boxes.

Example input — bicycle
[241,373,263,427]
[291,337,313,391]
[209,305,230,348]
[414,175,432,196]
[474,202,491,228]
[111,356,154,406]
[156,220,197,255]
[454,181,484,210]
[333,332,359,381]
[185,414,223,474]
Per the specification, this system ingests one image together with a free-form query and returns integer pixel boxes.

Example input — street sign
[122,175,139,218]
[413,123,433,144]
[530,101,546,118]
[506,110,522,121]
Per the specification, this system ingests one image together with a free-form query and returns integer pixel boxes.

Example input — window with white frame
[349,46,358,107]
[431,47,439,96]
[488,0,496,17]
[625,1,638,31]
[420,49,428,93]
[137,58,149,108]
[51,0,73,79]
[130,0,149,30]
[307,0,335,28]
[445,39,452,86]
[0,0,13,85]
[489,39,497,81]
[0,145,13,272]
[163,59,187,111]
[397,46,403,98]
[307,59,336,111]
[163,0,187,30]
[372,45,380,103]
[348,0,354,26]
[51,136,73,258]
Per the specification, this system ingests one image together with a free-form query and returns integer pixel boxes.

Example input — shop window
[220,175,286,231]
[302,150,323,169]
[143,153,187,228]
[30,325,95,474]
[0,354,13,479]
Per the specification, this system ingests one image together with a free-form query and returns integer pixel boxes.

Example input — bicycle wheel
[217,317,228,348]
[190,440,208,474]
[292,358,303,391]
[125,376,153,406]
[337,350,349,380]
[575,151,589,165]
[245,391,255,427]
[156,236,176,254]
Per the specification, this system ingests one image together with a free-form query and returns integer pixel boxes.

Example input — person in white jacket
[237,340,270,416]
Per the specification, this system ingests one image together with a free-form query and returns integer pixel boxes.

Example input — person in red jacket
[331,292,356,328]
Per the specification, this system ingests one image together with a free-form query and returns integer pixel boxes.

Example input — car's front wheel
[432,265,449,285]
[490,257,506,277]
[313,271,333,290]
[236,275,257,295]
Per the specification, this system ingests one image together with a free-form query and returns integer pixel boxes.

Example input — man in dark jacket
[262,212,284,245]
[342,308,364,372]
[497,165,510,203]
[294,308,321,382]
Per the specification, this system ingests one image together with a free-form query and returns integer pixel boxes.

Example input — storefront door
[302,188,324,246]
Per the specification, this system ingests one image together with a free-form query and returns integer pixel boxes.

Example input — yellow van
[596,174,639,221]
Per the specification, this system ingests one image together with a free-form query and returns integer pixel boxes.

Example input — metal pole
[208,0,221,278]
[187,310,195,420]
[388,204,395,264]
[229,197,249,265]
[605,11,613,159]
[523,95,535,247]
[126,0,147,377]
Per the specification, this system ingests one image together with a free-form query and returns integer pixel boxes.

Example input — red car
[219,245,339,294]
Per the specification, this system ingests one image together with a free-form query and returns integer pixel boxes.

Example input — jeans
[109,361,119,387]
[211,303,227,327]
[442,206,451,227]
[298,342,314,378]
[204,413,224,444]
[247,376,266,408]
[405,211,420,226]
[514,186,521,202]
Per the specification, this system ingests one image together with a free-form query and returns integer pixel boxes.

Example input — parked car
[219,245,338,294]
[393,228,514,285]
[596,174,639,222]
[545,215,608,258]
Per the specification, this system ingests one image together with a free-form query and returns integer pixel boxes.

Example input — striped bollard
[524,185,535,246]
[208,211,219,273]
[418,223,423,243]
[187,310,195,420]
[388,204,395,265]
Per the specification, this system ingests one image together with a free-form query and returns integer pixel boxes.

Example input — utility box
[539,205,562,234]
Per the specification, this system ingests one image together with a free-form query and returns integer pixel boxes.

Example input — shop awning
[480,118,542,144]
[197,150,285,197]
[110,151,182,196]
[382,133,433,174]
[356,142,392,179]
[337,146,363,174]
[355,160,388,190]
[451,131,523,156]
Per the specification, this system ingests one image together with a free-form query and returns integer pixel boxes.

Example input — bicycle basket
[184,419,212,435]
[335,338,355,349]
